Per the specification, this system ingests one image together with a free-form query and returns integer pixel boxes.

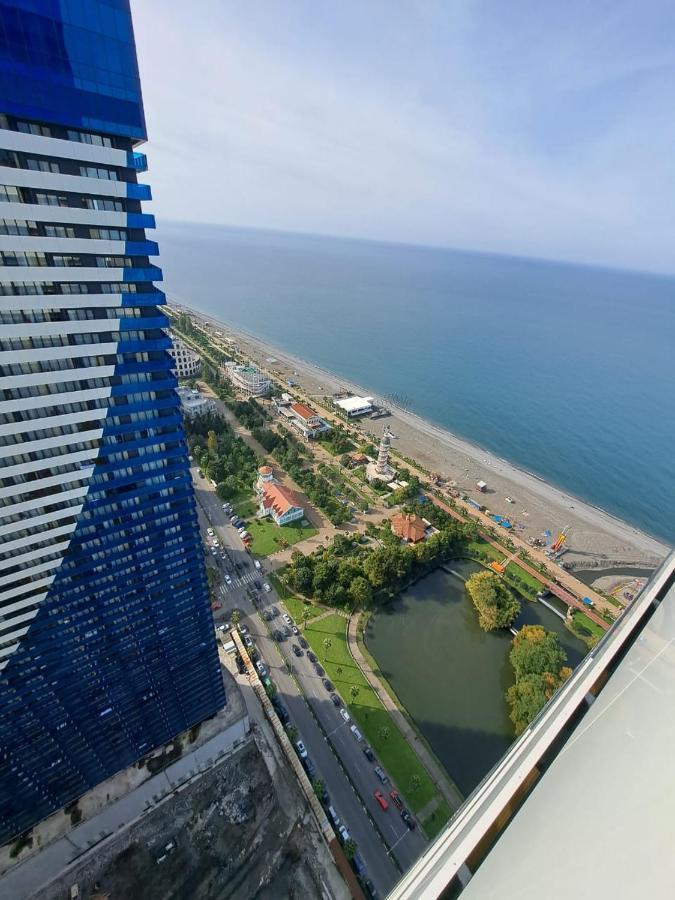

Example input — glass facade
[0,1,225,845]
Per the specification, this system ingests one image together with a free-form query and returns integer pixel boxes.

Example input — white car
[282,613,292,625]
[207,528,214,537]
[338,825,350,843]
[340,708,350,723]
[295,740,308,759]
[350,724,363,742]
[224,574,232,585]
[263,583,272,593]
[254,560,261,570]
[255,660,267,677]
[243,635,253,649]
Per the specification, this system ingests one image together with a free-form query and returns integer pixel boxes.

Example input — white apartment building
[168,333,201,378]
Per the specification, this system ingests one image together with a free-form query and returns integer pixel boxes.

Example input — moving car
[295,740,308,759]
[374,790,389,811]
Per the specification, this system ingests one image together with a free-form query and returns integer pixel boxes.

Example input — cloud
[131,0,675,273]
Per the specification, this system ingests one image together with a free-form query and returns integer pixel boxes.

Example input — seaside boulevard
[170,302,668,574]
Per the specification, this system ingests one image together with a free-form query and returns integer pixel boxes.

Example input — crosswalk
[219,571,258,594]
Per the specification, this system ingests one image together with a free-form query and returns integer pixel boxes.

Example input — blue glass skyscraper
[0,0,225,844]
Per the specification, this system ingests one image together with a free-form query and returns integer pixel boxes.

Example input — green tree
[350,685,360,702]
[509,625,567,680]
[378,725,390,742]
[349,575,373,609]
[312,777,326,800]
[231,610,241,627]
[343,838,358,861]
[301,607,313,630]
[466,571,520,631]
[286,724,298,743]
[409,774,422,793]
[323,637,332,655]
[207,430,218,454]
[336,666,343,678]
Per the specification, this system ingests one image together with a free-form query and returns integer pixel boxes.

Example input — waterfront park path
[347,612,465,813]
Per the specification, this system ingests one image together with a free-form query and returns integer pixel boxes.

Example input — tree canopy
[465,571,520,631]
[506,625,572,734]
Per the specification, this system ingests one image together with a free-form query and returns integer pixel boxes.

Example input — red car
[211,602,222,610]
[374,790,389,811]
[389,790,403,811]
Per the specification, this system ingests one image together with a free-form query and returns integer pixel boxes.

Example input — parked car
[340,708,350,723]
[322,678,334,692]
[292,644,303,657]
[389,790,403,811]
[272,606,280,617]
[338,825,350,844]
[263,583,272,593]
[230,515,238,524]
[254,580,262,589]
[243,635,253,649]
[303,757,316,778]
[401,809,416,830]
[330,694,341,708]
[254,559,262,570]
[238,623,249,635]
[299,637,308,649]
[307,651,317,663]
[362,878,378,899]
[198,469,204,478]
[255,661,267,678]
[314,663,324,677]
[363,746,375,762]
[295,740,308,759]
[350,724,363,742]
[224,574,232,584]
[262,610,272,621]
[327,806,340,827]
[211,602,221,611]
[207,528,214,537]
[352,853,367,878]
[282,613,292,625]
[374,766,389,784]
[273,630,284,642]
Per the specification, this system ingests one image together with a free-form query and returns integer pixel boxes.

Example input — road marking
[386,830,409,855]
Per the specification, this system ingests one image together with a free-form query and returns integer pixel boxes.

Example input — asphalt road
[193,471,408,896]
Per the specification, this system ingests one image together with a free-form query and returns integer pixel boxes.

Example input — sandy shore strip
[171,302,669,570]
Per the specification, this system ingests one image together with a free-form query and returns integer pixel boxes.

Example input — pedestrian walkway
[346,612,464,813]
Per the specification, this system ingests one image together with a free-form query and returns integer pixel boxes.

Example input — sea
[157,221,675,547]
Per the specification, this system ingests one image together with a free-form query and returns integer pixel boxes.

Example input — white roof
[335,395,374,413]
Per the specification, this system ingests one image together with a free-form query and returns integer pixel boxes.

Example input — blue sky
[132,1,675,273]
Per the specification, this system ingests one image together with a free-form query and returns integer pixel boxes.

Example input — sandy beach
[172,302,669,572]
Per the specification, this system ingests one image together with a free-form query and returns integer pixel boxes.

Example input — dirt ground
[38,742,347,900]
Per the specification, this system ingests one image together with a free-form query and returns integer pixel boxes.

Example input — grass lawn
[234,497,258,519]
[505,561,543,597]
[421,798,452,840]
[267,573,313,623]
[465,539,503,562]
[304,614,437,816]
[571,610,605,640]
[245,517,317,557]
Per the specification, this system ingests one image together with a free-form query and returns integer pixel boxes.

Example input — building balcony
[126,212,156,230]
[125,240,160,256]
[127,150,148,172]
[126,182,152,201]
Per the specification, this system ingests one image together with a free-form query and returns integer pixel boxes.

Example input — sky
[132,0,675,274]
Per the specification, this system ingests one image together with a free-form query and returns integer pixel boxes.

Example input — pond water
[364,560,586,797]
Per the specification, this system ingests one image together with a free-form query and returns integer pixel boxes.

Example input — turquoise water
[158,222,675,545]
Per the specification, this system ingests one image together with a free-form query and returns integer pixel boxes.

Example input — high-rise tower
[0,0,225,844]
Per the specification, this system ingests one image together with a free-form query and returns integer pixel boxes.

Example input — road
[193,469,411,896]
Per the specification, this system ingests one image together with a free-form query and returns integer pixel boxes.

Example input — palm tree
[323,637,332,655]
[378,725,390,742]
[302,607,312,631]
[410,774,422,793]
[336,666,343,678]
[350,685,360,702]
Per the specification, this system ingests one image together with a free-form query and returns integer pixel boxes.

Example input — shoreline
[170,300,669,570]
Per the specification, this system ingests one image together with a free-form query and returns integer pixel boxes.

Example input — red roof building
[390,512,427,543]
[260,482,305,526]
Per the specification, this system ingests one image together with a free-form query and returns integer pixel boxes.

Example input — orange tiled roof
[390,512,426,543]
[258,465,273,475]
[262,483,303,518]
[290,402,318,422]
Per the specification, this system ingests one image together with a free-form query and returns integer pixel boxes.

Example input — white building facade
[168,333,201,378]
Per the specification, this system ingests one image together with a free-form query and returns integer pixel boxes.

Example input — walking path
[346,612,464,813]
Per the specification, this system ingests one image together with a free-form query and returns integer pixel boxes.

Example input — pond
[364,560,586,798]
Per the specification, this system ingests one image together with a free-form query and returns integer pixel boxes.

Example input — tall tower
[0,1,225,844]
[376,427,393,475]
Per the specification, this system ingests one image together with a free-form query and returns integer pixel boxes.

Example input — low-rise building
[256,465,305,525]
[223,362,272,397]
[176,385,215,418]
[287,401,331,439]
[335,395,374,417]
[168,333,201,377]
[390,512,428,543]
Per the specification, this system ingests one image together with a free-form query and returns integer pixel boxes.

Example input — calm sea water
[158,222,675,545]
